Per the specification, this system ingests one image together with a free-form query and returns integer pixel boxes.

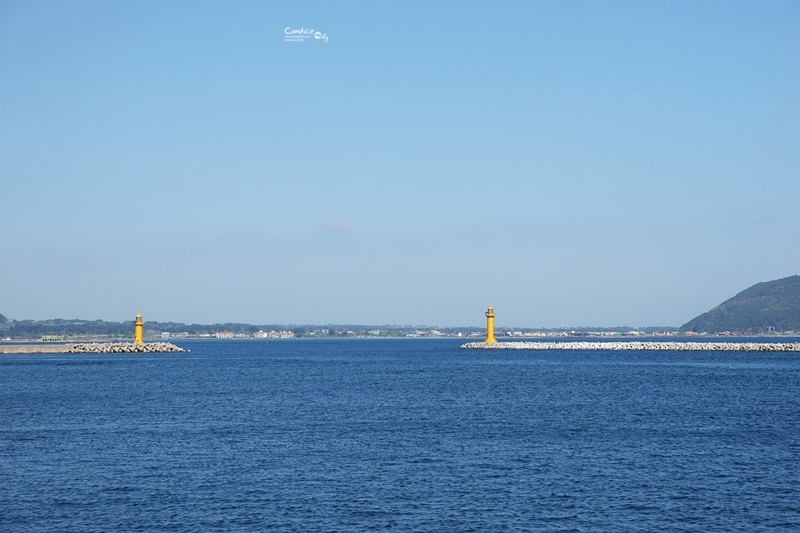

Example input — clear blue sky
[1,1,798,327]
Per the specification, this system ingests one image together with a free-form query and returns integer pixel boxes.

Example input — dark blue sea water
[1,339,798,532]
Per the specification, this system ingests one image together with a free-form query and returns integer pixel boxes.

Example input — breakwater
[67,342,185,353]
[461,341,800,352]
[0,342,185,354]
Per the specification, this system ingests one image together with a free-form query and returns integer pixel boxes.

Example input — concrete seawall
[461,341,800,352]
[0,344,73,354]
[0,342,185,354]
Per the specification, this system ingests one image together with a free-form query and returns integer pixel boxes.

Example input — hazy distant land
[0,314,680,343]
[2,275,798,341]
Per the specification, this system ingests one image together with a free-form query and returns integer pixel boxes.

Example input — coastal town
[2,325,765,343]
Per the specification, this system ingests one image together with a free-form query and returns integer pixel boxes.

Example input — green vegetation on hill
[680,275,800,334]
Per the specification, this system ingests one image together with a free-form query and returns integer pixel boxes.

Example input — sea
[1,338,798,532]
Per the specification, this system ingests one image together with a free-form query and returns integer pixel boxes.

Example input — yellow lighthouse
[134,313,144,344]
[484,306,497,343]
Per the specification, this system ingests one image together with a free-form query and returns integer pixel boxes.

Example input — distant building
[41,334,63,342]
[260,330,296,339]
[216,331,234,339]
[161,332,171,339]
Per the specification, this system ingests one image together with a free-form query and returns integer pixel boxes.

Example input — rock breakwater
[66,342,185,354]
[461,341,800,352]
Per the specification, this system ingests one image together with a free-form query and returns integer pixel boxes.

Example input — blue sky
[1,1,798,327]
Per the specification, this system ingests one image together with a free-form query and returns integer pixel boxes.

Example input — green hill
[681,275,800,334]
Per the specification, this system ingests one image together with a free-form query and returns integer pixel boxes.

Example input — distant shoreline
[4,333,800,342]
[462,341,800,352]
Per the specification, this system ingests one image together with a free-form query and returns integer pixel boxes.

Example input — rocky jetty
[461,341,800,352]
[66,342,185,354]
